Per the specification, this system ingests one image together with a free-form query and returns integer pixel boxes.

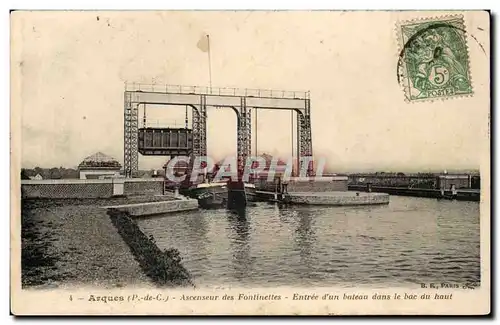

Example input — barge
[187,181,257,209]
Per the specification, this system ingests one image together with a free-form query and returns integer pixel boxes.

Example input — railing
[140,119,188,128]
[125,82,310,100]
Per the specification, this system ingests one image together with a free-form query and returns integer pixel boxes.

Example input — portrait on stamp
[398,16,473,101]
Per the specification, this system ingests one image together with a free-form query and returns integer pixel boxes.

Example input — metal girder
[236,97,252,172]
[246,107,252,165]
[124,92,131,177]
[190,96,207,158]
[297,99,314,176]
[124,92,139,177]
[199,95,207,157]
[191,106,200,157]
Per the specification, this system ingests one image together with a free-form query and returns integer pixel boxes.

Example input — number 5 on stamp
[397,15,473,102]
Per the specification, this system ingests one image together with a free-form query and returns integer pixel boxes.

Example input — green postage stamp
[397,15,473,102]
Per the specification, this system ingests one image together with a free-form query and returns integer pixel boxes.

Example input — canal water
[136,196,480,288]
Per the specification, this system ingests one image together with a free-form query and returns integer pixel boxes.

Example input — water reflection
[281,206,319,282]
[226,208,252,281]
[137,197,480,288]
[294,208,316,272]
[134,211,212,278]
[182,211,210,275]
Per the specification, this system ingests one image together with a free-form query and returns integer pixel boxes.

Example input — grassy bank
[20,196,182,289]
[107,209,194,287]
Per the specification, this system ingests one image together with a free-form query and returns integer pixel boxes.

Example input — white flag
[197,33,209,53]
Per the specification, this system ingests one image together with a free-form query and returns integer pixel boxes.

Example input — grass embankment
[21,196,192,289]
[107,209,194,287]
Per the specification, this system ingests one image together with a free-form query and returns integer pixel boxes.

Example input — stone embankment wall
[21,179,164,199]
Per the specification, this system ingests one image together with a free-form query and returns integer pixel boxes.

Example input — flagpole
[255,108,258,156]
[207,35,213,94]
[291,110,294,176]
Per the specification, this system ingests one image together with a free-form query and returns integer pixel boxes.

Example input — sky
[13,11,490,172]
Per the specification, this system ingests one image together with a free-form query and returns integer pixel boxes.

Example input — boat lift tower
[123,83,314,178]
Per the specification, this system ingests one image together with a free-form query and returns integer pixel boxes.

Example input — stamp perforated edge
[395,13,474,104]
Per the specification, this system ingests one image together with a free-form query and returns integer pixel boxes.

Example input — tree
[20,169,30,180]
[48,167,61,179]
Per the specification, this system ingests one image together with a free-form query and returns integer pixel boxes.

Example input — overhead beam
[126,90,307,112]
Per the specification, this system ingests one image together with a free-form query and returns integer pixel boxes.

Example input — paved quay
[21,198,154,289]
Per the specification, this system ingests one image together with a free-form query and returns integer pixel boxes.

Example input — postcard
[11,10,490,315]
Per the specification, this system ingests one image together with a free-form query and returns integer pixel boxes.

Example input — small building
[29,174,43,180]
[437,174,475,190]
[78,152,121,179]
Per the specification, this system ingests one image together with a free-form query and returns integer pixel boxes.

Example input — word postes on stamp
[397,16,473,102]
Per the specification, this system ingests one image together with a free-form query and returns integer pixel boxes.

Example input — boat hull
[186,183,257,209]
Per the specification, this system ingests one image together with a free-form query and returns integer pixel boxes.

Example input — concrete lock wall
[256,176,348,192]
[21,178,164,199]
[287,177,348,192]
[289,193,390,206]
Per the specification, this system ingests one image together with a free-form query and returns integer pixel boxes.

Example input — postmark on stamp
[397,15,473,102]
